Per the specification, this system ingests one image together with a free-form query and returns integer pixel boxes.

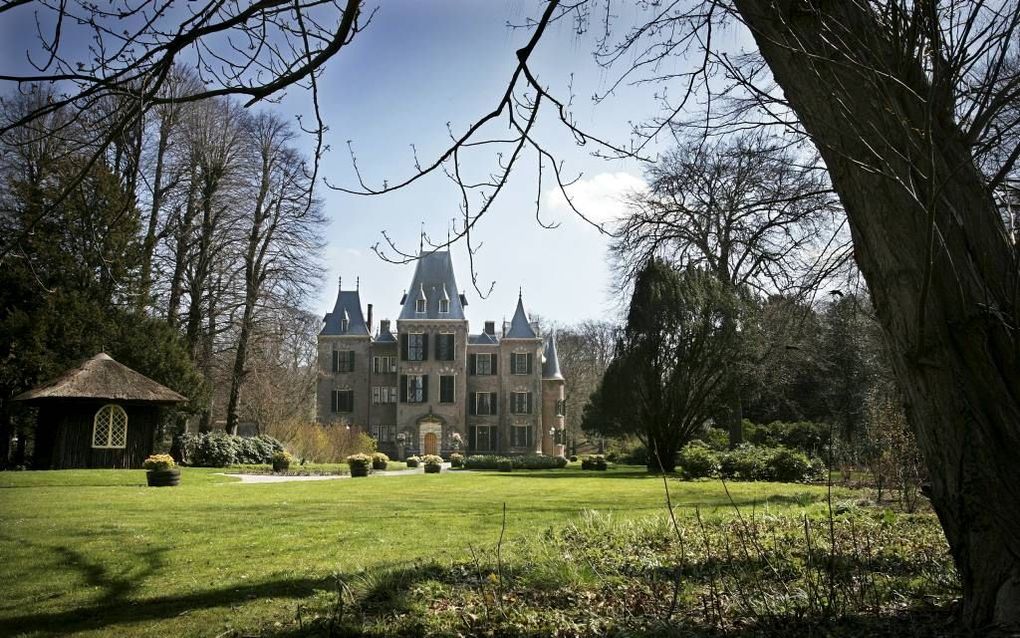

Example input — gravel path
[220,463,450,484]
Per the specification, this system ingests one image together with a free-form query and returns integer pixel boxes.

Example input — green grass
[0,466,916,637]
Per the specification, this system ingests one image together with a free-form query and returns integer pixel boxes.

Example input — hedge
[178,432,284,467]
[464,454,568,470]
[676,442,822,483]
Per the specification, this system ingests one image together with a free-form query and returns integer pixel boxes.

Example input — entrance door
[423,432,438,455]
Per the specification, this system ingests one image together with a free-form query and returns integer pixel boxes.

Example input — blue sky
[1,1,725,328]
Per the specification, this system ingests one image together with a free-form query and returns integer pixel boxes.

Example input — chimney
[366,304,373,332]
[379,319,391,335]
[484,321,495,336]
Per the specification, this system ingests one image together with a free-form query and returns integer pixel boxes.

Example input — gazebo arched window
[92,404,128,449]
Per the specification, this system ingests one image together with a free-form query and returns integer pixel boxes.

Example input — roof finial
[338,274,342,290]
[518,286,523,299]
[419,221,425,255]
[356,276,360,291]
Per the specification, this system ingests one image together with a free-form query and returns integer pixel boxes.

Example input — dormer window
[416,298,426,313]
[340,318,349,332]
[439,299,449,313]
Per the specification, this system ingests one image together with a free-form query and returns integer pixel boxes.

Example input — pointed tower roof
[14,353,187,404]
[542,332,564,380]
[321,282,370,336]
[398,251,467,320]
[504,291,538,339]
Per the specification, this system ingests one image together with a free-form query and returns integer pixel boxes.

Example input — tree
[583,259,745,472]
[554,321,619,453]
[613,132,845,446]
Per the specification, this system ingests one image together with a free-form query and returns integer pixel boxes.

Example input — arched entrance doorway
[417,415,443,456]
[423,431,438,455]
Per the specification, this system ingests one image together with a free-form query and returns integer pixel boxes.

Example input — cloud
[543,171,647,228]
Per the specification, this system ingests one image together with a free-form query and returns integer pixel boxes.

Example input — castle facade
[316,251,565,459]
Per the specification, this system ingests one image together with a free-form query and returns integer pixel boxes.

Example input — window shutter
[400,333,408,360]
[422,374,429,402]
[491,354,498,374]
[527,392,533,414]
[469,354,477,375]
[332,351,339,373]
[331,390,337,412]
[400,375,407,403]
[526,353,533,375]
[421,334,429,361]
[490,392,498,415]
[348,350,355,372]
[469,393,476,415]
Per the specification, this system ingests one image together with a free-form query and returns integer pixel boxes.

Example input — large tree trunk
[734,0,1020,629]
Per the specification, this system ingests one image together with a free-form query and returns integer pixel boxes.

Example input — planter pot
[272,462,290,472]
[424,464,441,474]
[350,466,370,477]
[146,468,180,487]
[371,461,388,471]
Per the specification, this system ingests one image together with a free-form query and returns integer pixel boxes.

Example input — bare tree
[224,111,325,434]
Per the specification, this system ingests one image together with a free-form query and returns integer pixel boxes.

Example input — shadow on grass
[0,539,328,637]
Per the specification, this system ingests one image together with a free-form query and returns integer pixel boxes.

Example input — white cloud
[543,171,647,228]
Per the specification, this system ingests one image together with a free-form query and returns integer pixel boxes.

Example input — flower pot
[146,468,180,487]
[424,464,441,474]
[350,465,369,477]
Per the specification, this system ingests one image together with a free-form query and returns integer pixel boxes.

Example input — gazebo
[13,353,188,469]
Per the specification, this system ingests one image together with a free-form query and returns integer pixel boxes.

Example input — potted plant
[496,458,513,472]
[371,452,390,471]
[271,450,293,473]
[450,431,463,452]
[143,454,180,487]
[449,452,464,468]
[422,454,443,474]
[405,455,420,468]
[347,453,372,477]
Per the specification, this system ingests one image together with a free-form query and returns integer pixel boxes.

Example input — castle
[316,251,565,459]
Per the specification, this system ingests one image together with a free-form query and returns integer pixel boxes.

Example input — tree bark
[734,0,1020,628]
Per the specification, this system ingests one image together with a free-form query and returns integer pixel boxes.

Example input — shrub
[581,455,607,471]
[271,451,293,472]
[463,454,568,470]
[569,455,577,462]
[371,452,390,470]
[264,419,375,463]
[720,444,769,480]
[405,455,420,468]
[143,454,175,471]
[746,421,830,457]
[767,447,813,482]
[678,443,719,479]
[449,453,464,468]
[694,426,730,451]
[347,453,372,477]
[177,432,285,467]
[496,458,513,472]
[553,455,569,468]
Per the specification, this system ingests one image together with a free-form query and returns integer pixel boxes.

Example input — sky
[0,1,742,329]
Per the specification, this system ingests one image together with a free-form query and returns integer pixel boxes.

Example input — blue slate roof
[398,252,467,320]
[321,289,370,336]
[468,333,500,346]
[504,293,539,339]
[542,332,564,380]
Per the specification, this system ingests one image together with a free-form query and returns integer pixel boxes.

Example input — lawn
[0,467,950,637]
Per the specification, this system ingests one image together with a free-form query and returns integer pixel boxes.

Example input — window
[340,318,349,332]
[373,356,397,374]
[372,386,398,403]
[92,404,127,449]
[331,389,354,413]
[404,374,426,403]
[510,391,532,414]
[332,350,355,373]
[471,392,497,416]
[436,333,455,361]
[372,424,396,442]
[556,399,566,417]
[405,333,426,361]
[511,425,534,448]
[439,299,449,313]
[439,375,455,403]
[471,352,495,375]
[511,352,532,375]
[470,425,493,452]
[416,298,426,313]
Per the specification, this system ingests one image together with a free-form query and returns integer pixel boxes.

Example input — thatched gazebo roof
[13,353,188,405]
